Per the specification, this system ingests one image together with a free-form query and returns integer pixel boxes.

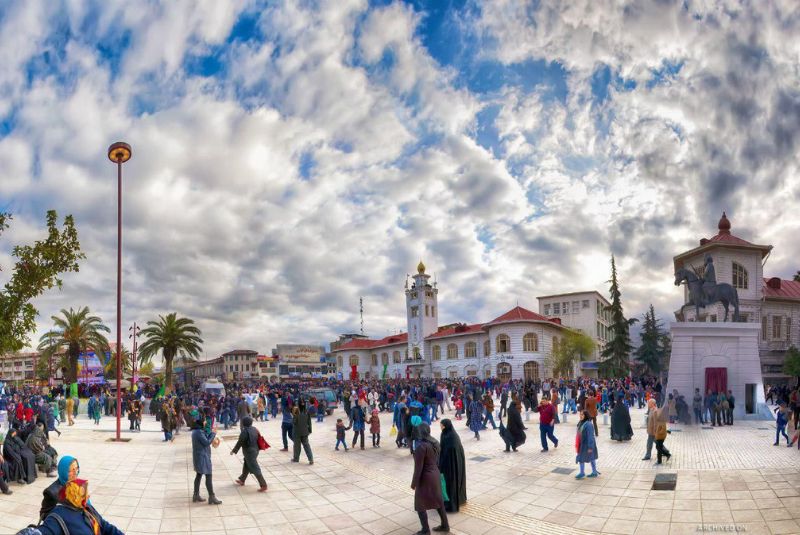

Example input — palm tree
[137,313,203,391]
[38,307,111,384]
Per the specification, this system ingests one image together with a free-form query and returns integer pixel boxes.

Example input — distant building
[272,344,328,379]
[256,354,279,381]
[182,356,225,384]
[332,261,572,381]
[674,212,800,386]
[537,291,613,378]
[0,351,38,383]
[222,349,258,380]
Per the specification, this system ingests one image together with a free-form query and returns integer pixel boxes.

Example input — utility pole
[360,297,364,335]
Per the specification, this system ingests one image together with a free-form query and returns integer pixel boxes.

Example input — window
[433,371,442,379]
[553,303,560,315]
[496,334,510,353]
[449,370,458,379]
[411,306,419,317]
[572,301,580,313]
[465,341,477,358]
[371,354,378,366]
[426,291,433,297]
[523,333,538,351]
[732,262,748,289]
[709,315,717,323]
[466,369,477,376]
[393,351,401,364]
[773,316,783,339]
[381,353,388,365]
[582,300,590,309]
[447,343,458,360]
[431,306,435,316]
[425,304,429,316]
[787,317,792,341]
[544,304,551,316]
[483,340,490,357]
[762,316,767,341]
[597,321,602,338]
[432,345,441,361]
[349,355,359,367]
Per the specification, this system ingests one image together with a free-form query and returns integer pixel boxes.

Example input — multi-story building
[673,212,800,385]
[222,349,258,380]
[0,351,38,383]
[272,344,328,379]
[332,261,571,381]
[256,355,279,381]
[182,356,225,384]
[537,291,612,377]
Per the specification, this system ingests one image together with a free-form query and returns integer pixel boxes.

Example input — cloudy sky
[2,0,799,358]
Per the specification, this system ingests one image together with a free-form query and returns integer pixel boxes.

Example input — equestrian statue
[674,254,740,321]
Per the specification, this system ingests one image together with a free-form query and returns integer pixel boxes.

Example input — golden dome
[417,260,426,274]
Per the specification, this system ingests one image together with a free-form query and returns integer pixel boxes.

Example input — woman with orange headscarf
[34,479,124,535]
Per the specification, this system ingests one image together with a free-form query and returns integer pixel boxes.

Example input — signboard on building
[77,351,109,385]
[274,344,325,362]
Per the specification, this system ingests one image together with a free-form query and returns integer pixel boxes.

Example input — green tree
[0,211,84,354]
[139,361,155,377]
[794,271,800,282]
[599,255,637,378]
[634,305,669,375]
[783,345,800,386]
[38,307,110,384]
[137,313,202,391]
[104,345,132,380]
[546,330,595,377]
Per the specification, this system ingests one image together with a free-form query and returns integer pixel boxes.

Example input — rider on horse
[702,254,716,306]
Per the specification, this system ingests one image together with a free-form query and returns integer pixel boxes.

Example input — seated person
[40,456,80,521]
[19,479,124,535]
[25,423,57,478]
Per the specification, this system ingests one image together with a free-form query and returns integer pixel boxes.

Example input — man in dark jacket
[291,402,314,464]
[236,396,251,430]
[231,416,267,491]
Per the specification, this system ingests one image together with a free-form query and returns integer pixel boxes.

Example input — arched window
[392,351,401,364]
[432,345,441,361]
[337,355,343,367]
[483,339,490,356]
[465,341,477,358]
[447,343,458,360]
[349,355,359,367]
[371,354,378,366]
[496,333,510,353]
[523,333,538,352]
[732,262,748,289]
[381,353,389,366]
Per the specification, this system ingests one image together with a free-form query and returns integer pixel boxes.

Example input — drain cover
[470,456,491,462]
[652,473,677,491]
[701,427,714,430]
[552,467,574,475]
[757,427,771,430]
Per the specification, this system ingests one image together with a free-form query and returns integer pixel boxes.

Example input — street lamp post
[108,141,131,442]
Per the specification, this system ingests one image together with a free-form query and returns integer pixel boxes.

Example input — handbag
[257,432,270,451]
[390,425,397,437]
[440,474,449,502]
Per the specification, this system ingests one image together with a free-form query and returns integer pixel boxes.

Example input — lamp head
[107,142,132,163]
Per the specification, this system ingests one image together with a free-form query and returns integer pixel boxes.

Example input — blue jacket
[39,503,124,535]
[576,420,598,463]
[192,427,215,475]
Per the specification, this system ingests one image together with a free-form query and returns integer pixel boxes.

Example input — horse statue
[674,267,740,321]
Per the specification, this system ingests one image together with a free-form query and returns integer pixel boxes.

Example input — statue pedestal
[667,322,769,420]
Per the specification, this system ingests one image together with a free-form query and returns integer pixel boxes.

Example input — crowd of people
[2,375,799,535]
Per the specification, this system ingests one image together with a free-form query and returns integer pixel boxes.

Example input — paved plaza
[1,404,799,535]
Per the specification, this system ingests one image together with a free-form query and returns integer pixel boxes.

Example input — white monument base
[667,322,769,420]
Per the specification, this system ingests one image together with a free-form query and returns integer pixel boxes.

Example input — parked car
[301,388,337,415]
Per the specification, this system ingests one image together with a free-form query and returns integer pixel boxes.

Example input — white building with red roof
[673,212,800,385]
[332,261,571,381]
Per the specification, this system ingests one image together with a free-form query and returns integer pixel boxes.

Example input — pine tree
[635,305,667,375]
[599,255,636,378]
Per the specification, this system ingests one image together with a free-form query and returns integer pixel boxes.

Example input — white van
[202,379,226,397]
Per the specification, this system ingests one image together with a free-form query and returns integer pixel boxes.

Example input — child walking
[369,409,381,448]
[335,418,350,451]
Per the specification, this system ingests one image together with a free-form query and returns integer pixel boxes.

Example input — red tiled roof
[483,306,564,328]
[763,278,800,300]
[332,333,408,352]
[425,323,484,340]
[674,213,772,269]
[706,232,759,247]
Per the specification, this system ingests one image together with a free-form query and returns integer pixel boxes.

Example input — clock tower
[405,260,439,362]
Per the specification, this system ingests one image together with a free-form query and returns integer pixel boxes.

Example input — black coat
[3,433,36,483]
[40,480,63,521]
[411,440,444,512]
[505,403,526,448]
[232,425,261,473]
[610,402,633,441]
[438,425,467,512]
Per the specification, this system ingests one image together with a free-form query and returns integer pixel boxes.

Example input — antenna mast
[360,296,364,335]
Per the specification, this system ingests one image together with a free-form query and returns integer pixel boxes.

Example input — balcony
[766,340,790,351]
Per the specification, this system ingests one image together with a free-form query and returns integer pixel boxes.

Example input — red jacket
[538,403,555,425]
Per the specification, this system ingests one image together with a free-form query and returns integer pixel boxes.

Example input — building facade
[222,349,258,380]
[333,262,576,381]
[537,291,612,377]
[0,351,38,383]
[182,356,225,384]
[272,344,328,379]
[673,213,800,385]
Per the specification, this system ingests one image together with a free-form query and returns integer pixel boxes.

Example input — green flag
[382,363,388,379]
[157,384,166,398]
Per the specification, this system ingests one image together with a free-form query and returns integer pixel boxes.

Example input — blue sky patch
[298,150,316,181]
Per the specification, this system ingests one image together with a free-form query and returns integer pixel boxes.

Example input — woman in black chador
[610,394,634,441]
[3,427,37,484]
[438,419,467,513]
